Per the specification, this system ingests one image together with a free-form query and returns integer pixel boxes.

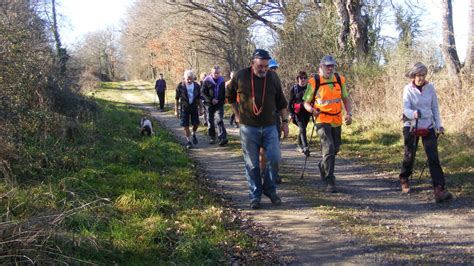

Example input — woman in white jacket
[399,62,452,203]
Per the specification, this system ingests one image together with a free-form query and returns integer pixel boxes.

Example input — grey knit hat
[406,62,428,79]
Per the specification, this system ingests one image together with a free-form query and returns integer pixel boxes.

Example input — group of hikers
[154,49,452,209]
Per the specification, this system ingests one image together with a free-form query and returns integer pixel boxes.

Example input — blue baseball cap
[269,59,279,69]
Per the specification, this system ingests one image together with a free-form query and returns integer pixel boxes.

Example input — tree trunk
[463,0,473,75]
[441,0,462,87]
[334,0,369,59]
[334,0,350,52]
[51,0,67,74]
[346,0,369,57]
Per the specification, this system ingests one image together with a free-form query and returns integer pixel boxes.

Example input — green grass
[0,82,260,264]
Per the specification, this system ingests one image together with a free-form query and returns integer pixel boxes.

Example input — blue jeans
[240,124,281,201]
[207,104,227,140]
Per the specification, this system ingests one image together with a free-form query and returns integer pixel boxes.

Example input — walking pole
[300,115,316,179]
[409,118,419,182]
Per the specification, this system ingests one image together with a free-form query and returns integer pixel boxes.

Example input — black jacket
[288,84,310,117]
[201,76,226,106]
[175,82,201,112]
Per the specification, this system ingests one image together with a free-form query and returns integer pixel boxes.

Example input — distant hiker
[201,65,228,146]
[303,55,352,193]
[175,70,203,149]
[199,72,209,127]
[155,73,167,112]
[399,62,452,203]
[225,71,239,128]
[289,71,311,156]
[227,49,289,209]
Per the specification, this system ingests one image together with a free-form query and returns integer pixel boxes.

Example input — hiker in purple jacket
[155,73,167,112]
[201,65,228,146]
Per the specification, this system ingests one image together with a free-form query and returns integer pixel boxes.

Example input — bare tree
[334,0,370,59]
[463,0,473,76]
[441,0,462,87]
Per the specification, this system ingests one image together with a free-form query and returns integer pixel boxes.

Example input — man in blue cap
[226,49,289,209]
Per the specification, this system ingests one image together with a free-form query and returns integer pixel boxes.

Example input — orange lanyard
[250,67,266,116]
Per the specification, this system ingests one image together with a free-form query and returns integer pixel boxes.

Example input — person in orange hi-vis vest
[303,55,352,193]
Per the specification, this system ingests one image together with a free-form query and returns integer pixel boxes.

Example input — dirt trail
[126,84,473,264]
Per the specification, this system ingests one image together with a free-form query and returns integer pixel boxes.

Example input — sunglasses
[298,76,308,80]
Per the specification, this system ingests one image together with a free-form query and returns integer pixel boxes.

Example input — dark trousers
[399,127,445,188]
[295,114,310,148]
[207,104,227,140]
[316,123,342,181]
[157,91,165,110]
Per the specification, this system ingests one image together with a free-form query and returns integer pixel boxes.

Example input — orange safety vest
[308,74,345,124]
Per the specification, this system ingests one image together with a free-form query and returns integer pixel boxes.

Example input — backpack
[313,72,342,94]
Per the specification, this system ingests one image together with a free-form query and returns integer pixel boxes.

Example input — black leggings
[399,127,445,188]
[295,114,310,148]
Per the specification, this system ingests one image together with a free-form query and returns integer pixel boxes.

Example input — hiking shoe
[218,139,228,146]
[209,138,217,144]
[326,183,336,193]
[296,146,304,153]
[192,134,198,145]
[250,199,261,209]
[264,192,282,206]
[318,161,326,181]
[185,141,192,149]
[326,179,336,193]
[400,179,411,194]
[434,186,452,203]
[303,147,310,157]
[275,176,282,184]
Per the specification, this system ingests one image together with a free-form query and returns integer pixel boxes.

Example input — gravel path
[125,83,473,264]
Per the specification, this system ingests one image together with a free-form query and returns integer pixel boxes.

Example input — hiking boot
[318,161,326,181]
[296,146,304,153]
[434,185,452,203]
[192,134,198,145]
[209,138,217,144]
[218,139,228,146]
[400,178,411,194]
[185,141,192,149]
[326,179,336,193]
[264,192,282,206]
[275,176,282,184]
[302,147,310,157]
[250,199,261,209]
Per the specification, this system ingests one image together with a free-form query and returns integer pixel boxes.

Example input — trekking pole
[409,118,419,182]
[300,115,316,179]
[417,131,440,182]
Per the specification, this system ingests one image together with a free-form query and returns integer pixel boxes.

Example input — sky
[58,0,135,47]
[58,0,470,62]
